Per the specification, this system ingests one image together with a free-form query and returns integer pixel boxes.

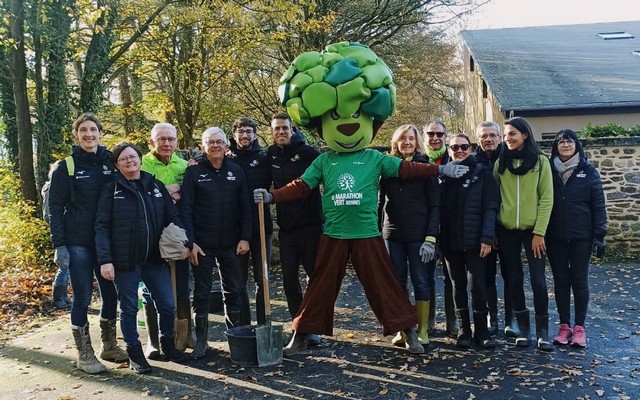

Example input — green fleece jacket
[493,155,553,236]
[141,152,188,186]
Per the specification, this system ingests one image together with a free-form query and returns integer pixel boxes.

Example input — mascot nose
[337,123,360,136]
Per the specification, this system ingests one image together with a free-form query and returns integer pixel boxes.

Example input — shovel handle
[258,201,271,317]
[169,260,177,307]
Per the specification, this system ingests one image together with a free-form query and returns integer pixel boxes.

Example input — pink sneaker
[553,324,572,345]
[570,325,586,348]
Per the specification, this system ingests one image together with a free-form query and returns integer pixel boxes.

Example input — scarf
[502,148,536,176]
[554,153,580,184]
[427,146,447,163]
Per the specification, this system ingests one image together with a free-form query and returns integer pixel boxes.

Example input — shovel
[255,201,283,366]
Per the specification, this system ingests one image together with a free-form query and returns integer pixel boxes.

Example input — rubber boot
[176,299,196,351]
[444,283,459,337]
[143,303,161,360]
[514,309,531,347]
[391,331,406,347]
[126,341,151,374]
[427,291,436,335]
[473,310,496,349]
[535,314,553,352]
[62,284,73,306]
[504,285,520,337]
[160,335,187,362]
[455,308,472,348]
[256,286,266,325]
[71,323,107,374]
[99,319,128,362]
[283,330,309,357]
[192,316,210,359]
[402,327,424,354]
[416,300,430,345]
[485,286,498,336]
[53,285,71,309]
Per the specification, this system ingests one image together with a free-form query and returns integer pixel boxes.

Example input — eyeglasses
[235,128,254,135]
[117,154,139,163]
[449,144,470,152]
[557,139,575,147]
[156,137,177,143]
[426,131,445,138]
[206,139,226,146]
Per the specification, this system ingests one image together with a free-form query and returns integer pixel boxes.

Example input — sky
[458,0,640,31]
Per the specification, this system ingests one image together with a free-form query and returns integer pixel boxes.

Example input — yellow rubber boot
[391,331,406,347]
[416,300,430,345]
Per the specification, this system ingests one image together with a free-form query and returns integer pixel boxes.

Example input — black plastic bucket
[225,325,258,366]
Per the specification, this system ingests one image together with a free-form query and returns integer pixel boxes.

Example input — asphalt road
[0,260,638,400]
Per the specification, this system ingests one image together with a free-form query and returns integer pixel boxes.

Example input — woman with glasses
[423,120,458,338]
[48,113,128,374]
[494,116,554,351]
[441,134,499,349]
[546,129,607,348]
[379,124,440,347]
[95,142,190,373]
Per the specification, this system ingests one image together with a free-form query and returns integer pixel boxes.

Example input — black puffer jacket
[546,157,607,242]
[49,145,114,248]
[268,131,323,232]
[441,156,499,254]
[379,152,440,242]
[181,157,251,249]
[228,139,273,235]
[95,171,181,271]
[474,143,502,172]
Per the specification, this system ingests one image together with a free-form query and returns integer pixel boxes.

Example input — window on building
[470,55,474,72]
[597,31,634,40]
[482,80,488,99]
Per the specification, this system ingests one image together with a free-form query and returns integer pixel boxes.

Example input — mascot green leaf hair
[279,41,395,152]
[253,42,468,357]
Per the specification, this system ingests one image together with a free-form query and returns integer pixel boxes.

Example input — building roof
[461,21,640,113]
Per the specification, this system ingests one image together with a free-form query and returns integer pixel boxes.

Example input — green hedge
[580,123,640,138]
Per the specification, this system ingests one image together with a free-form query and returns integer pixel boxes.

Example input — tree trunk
[9,0,38,204]
[0,45,19,172]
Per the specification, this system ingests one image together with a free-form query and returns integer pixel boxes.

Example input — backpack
[42,156,75,224]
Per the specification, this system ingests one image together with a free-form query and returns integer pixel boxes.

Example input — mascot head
[278,42,396,153]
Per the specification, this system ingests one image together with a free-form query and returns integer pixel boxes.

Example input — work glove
[253,188,273,204]
[419,241,436,263]
[592,238,605,258]
[54,246,70,268]
[438,161,469,178]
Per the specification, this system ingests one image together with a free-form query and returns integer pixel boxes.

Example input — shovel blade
[255,323,283,366]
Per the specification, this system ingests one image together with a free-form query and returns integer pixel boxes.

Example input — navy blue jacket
[95,171,181,270]
[379,152,441,242]
[49,145,114,248]
[268,131,323,232]
[228,139,273,235]
[546,157,607,242]
[181,157,252,249]
[441,157,499,253]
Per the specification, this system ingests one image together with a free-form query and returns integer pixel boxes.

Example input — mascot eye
[330,109,340,120]
[351,111,360,118]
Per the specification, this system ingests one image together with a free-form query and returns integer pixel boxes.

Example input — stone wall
[541,137,640,256]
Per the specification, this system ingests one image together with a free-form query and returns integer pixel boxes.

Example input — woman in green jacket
[494,116,554,351]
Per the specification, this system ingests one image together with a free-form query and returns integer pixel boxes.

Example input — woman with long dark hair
[494,116,554,351]
[546,129,607,348]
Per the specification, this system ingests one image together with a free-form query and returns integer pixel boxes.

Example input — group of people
[378,116,607,354]
[48,110,606,375]
[48,112,324,374]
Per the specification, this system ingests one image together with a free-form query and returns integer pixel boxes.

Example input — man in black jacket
[269,113,323,345]
[181,127,252,358]
[228,117,273,325]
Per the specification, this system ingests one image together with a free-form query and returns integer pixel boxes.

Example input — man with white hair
[180,127,252,359]
[140,123,194,358]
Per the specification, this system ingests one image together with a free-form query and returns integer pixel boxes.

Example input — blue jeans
[113,261,176,345]
[53,264,70,286]
[68,245,118,326]
[386,240,435,301]
[141,259,191,305]
[192,246,245,329]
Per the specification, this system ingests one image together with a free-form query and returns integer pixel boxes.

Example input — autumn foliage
[0,163,55,328]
